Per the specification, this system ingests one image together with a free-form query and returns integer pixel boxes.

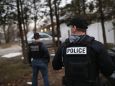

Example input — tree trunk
[78,0,81,15]
[20,0,29,62]
[34,16,37,32]
[16,0,27,63]
[6,23,11,43]
[98,0,107,46]
[82,0,86,15]
[54,1,61,47]
[2,24,7,43]
[33,0,37,32]
[48,0,56,45]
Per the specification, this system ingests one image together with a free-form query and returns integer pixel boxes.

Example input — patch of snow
[21,56,24,60]
[2,52,22,58]
[59,0,72,7]
[27,82,32,85]
[50,53,55,57]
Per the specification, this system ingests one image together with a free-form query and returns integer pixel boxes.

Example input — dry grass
[0,57,64,86]
[0,56,110,86]
[0,57,32,86]
[0,43,19,49]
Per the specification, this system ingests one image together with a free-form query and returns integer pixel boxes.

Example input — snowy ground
[0,44,55,58]
[1,52,22,58]
[0,44,22,58]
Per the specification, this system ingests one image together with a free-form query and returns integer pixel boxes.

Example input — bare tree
[54,0,61,46]
[47,0,56,45]
[0,0,17,43]
[16,0,28,62]
[97,0,107,45]
[81,0,86,15]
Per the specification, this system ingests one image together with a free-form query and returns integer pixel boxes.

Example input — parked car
[110,47,115,52]
[108,47,115,63]
[100,47,115,86]
[27,32,62,47]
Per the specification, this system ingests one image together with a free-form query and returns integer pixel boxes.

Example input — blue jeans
[32,59,49,86]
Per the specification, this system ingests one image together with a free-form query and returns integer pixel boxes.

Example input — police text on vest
[66,47,87,54]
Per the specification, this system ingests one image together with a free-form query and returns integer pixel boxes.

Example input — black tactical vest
[62,40,99,84]
[29,42,42,58]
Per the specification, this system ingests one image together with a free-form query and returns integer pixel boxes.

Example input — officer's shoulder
[38,41,43,45]
[91,39,105,52]
[92,40,104,46]
[65,38,69,42]
[28,42,33,46]
[62,38,70,46]
[38,42,47,48]
[86,35,103,46]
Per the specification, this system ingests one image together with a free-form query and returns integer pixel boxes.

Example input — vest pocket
[67,62,89,81]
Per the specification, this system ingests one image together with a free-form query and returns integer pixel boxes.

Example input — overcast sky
[59,0,72,7]
[59,0,93,7]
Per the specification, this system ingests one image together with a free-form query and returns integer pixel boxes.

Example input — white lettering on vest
[30,45,39,51]
[66,47,87,54]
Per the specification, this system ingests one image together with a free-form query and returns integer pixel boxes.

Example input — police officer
[28,32,50,86]
[52,16,115,86]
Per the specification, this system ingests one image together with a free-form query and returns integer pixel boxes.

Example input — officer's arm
[93,42,115,86]
[41,43,50,63]
[28,44,32,64]
[52,45,63,70]
[96,42,115,77]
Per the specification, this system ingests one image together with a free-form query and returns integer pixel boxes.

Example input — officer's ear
[73,25,77,31]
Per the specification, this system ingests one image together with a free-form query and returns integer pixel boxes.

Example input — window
[39,34,49,38]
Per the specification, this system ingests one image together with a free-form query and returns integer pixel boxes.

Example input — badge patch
[30,45,39,51]
[66,47,87,54]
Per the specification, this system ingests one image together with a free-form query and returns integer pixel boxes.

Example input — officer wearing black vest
[52,16,115,86]
[28,33,50,86]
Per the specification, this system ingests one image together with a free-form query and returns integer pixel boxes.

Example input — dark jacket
[28,41,50,64]
[52,35,115,79]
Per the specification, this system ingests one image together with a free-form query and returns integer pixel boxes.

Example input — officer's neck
[72,31,86,36]
[33,39,39,42]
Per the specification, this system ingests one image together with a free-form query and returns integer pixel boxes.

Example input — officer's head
[33,32,40,40]
[67,16,89,34]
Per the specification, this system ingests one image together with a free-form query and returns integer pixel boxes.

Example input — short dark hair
[34,32,40,39]
[67,16,89,30]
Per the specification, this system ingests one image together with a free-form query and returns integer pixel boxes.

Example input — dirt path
[28,63,64,86]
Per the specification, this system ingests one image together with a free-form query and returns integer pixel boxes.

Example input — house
[28,18,115,44]
[59,20,114,44]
